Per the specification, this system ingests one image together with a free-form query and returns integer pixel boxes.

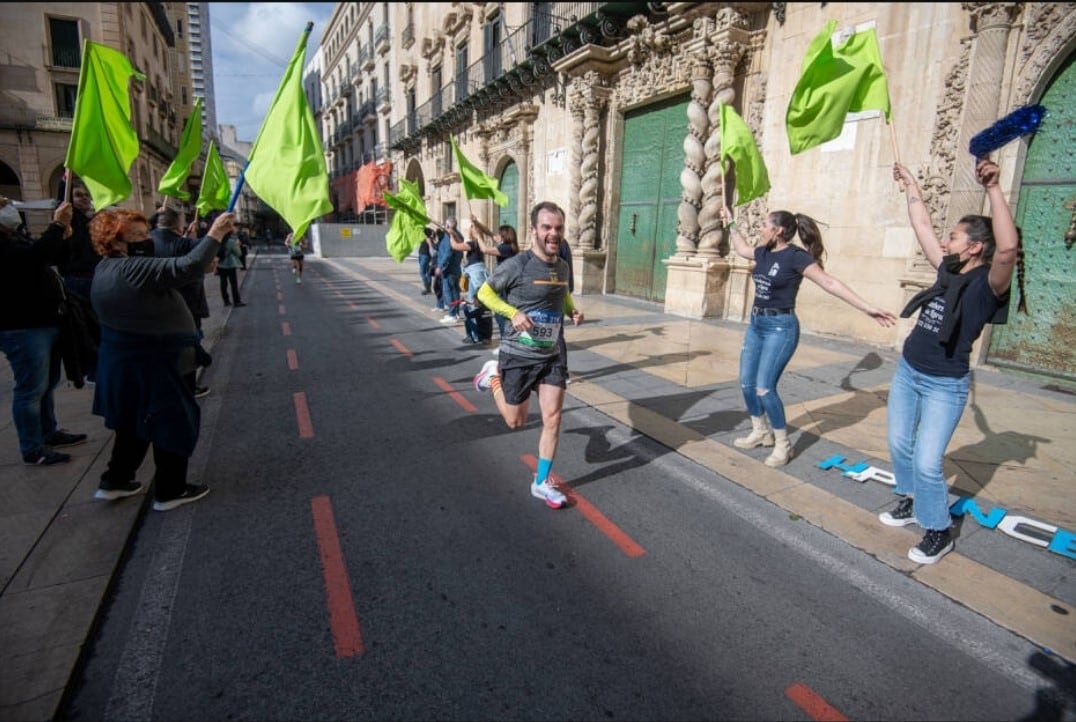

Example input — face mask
[127,240,155,257]
[942,252,967,274]
[0,204,22,230]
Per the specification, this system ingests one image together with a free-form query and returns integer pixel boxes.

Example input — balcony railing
[143,126,177,158]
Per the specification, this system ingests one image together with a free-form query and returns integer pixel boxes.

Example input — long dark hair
[769,211,826,269]
[498,224,519,254]
[958,214,1028,313]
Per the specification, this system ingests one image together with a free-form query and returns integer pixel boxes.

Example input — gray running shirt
[485,250,571,361]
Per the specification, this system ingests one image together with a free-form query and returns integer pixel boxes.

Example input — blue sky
[209,2,336,142]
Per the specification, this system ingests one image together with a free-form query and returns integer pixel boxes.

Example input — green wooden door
[497,161,520,233]
[614,95,688,301]
[987,52,1076,380]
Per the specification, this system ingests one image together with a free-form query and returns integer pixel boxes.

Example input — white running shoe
[531,480,567,509]
[473,359,499,391]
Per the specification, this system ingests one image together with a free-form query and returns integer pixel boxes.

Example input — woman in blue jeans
[720,205,896,467]
[881,158,1021,565]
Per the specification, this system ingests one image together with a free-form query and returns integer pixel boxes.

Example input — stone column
[673,50,712,258]
[567,85,585,244]
[576,71,608,255]
[945,2,1022,229]
[697,39,747,259]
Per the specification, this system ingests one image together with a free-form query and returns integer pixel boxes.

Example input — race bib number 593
[519,309,562,349]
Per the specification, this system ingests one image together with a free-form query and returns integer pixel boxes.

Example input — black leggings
[219,267,240,303]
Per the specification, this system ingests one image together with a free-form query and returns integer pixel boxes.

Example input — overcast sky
[209,2,336,142]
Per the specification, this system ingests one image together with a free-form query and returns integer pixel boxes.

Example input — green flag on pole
[64,40,145,209]
[196,141,231,216]
[719,103,771,205]
[450,135,508,207]
[785,21,892,154]
[243,23,333,241]
[158,96,203,201]
[383,178,430,262]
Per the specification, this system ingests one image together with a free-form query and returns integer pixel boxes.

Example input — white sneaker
[439,314,459,324]
[473,359,499,391]
[491,347,500,356]
[531,480,567,509]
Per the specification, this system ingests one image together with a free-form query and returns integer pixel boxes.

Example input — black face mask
[127,240,155,257]
[942,252,967,274]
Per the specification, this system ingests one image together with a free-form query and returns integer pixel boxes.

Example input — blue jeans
[886,357,968,531]
[418,254,432,291]
[441,271,461,316]
[0,327,62,456]
[462,263,489,304]
[739,313,800,430]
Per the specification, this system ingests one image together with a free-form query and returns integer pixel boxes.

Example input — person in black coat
[0,196,88,466]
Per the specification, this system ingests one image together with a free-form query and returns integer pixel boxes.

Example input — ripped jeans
[738,313,800,430]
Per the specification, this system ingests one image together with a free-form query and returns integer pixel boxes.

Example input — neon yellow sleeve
[476,282,518,319]
[563,293,576,317]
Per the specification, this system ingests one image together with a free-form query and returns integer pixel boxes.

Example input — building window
[48,18,80,68]
[177,19,183,38]
[455,41,469,102]
[55,82,78,117]
[181,86,187,104]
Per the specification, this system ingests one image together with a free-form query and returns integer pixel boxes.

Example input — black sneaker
[908,528,954,564]
[153,483,210,511]
[879,497,916,527]
[23,449,71,466]
[94,480,144,500]
[45,429,88,448]
[194,385,211,399]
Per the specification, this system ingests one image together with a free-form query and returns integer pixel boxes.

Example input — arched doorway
[0,160,21,200]
[987,52,1076,380]
[497,160,519,232]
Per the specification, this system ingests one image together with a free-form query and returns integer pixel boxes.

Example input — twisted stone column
[946,2,1022,228]
[674,55,713,257]
[698,40,744,258]
[576,72,608,252]
[567,87,585,244]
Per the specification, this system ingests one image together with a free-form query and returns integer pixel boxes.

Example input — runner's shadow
[946,392,1049,496]
[563,425,661,489]
[790,352,889,457]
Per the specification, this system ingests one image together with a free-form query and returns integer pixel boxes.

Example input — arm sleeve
[563,293,576,316]
[476,282,518,319]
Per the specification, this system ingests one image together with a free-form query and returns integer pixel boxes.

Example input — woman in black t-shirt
[720,206,896,468]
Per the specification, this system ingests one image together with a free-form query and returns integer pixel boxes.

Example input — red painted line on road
[522,454,646,558]
[433,375,477,413]
[287,349,299,370]
[390,338,412,357]
[367,316,381,329]
[279,304,287,315]
[293,392,315,438]
[785,683,848,722]
[310,495,364,658]
[281,321,292,336]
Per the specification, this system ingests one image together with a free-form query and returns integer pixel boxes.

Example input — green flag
[64,40,145,209]
[196,141,230,216]
[719,103,771,205]
[785,21,892,154]
[450,136,508,207]
[383,178,429,262]
[244,23,333,241]
[158,97,203,201]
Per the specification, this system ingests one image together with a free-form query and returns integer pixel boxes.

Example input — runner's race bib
[518,309,562,349]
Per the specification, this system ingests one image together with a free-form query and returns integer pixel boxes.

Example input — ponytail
[1015,227,1028,314]
[769,210,826,269]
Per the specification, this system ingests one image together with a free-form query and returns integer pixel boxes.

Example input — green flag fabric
[158,96,203,201]
[196,141,230,216]
[243,23,333,241]
[64,40,145,209]
[719,103,771,205]
[785,21,892,154]
[384,178,430,262]
[450,136,508,207]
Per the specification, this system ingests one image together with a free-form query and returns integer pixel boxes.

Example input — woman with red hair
[89,208,235,511]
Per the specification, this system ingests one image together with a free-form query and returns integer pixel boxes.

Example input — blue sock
[535,457,552,485]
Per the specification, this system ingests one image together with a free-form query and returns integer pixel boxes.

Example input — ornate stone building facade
[375,2,1075,378]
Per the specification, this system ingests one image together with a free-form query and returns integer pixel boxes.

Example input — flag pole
[226,161,248,212]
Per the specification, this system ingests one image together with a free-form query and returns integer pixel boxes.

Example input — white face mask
[0,204,22,230]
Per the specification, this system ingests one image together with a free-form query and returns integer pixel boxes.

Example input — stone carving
[676,55,712,257]
[578,73,608,252]
[1014,3,1076,104]
[699,39,746,259]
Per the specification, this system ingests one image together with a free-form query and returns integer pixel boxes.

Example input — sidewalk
[0,254,254,722]
[1,250,1072,721]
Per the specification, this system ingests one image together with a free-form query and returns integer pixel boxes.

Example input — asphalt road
[59,252,1053,721]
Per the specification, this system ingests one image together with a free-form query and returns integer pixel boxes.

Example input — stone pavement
[1,250,1072,721]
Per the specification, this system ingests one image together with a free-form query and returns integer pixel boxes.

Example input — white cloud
[209,2,335,142]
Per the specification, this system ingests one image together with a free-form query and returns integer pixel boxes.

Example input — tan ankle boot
[765,428,792,467]
[734,415,774,449]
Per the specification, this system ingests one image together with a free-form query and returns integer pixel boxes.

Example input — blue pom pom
[969,105,1047,158]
